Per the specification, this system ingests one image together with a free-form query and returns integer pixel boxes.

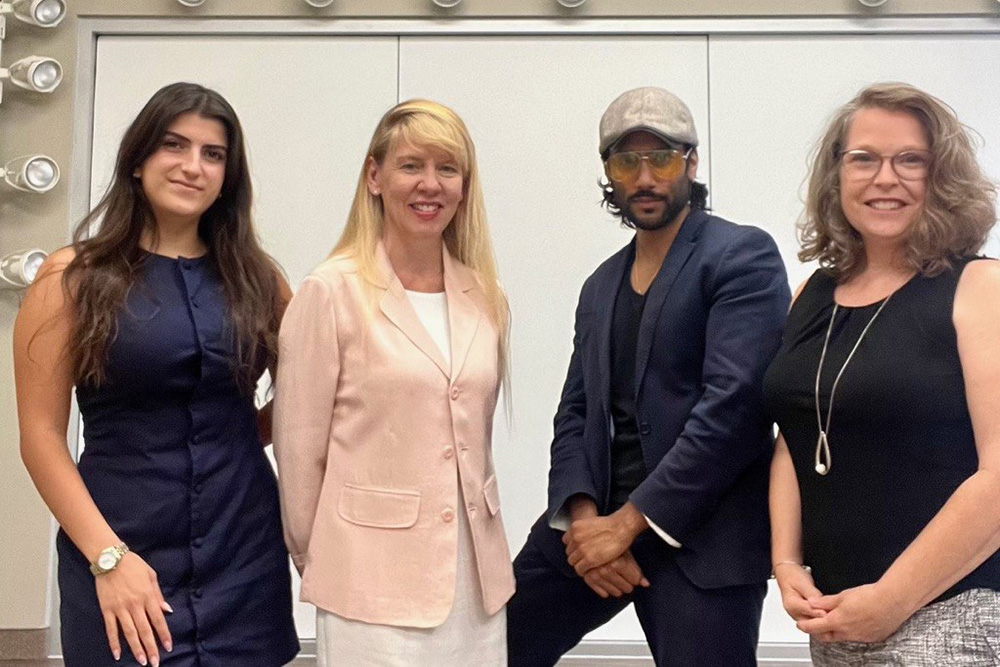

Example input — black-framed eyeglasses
[605,148,693,183]
[839,149,931,181]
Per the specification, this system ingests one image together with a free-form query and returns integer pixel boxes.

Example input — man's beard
[620,178,690,231]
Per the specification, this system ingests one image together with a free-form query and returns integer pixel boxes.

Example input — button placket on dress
[177,259,212,651]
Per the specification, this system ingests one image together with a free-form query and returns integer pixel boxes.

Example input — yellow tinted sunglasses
[605,148,692,183]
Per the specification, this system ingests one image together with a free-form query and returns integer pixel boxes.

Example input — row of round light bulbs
[0,0,67,290]
[173,0,950,6]
[176,0,591,7]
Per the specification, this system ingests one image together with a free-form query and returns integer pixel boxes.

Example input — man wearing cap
[507,87,790,666]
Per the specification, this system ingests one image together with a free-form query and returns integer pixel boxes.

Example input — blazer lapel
[376,243,451,378]
[443,248,481,383]
[597,242,634,421]
[634,210,703,397]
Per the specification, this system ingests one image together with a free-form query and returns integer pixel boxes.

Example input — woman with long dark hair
[15,82,299,666]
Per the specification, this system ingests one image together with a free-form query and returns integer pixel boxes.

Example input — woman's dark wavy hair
[799,82,997,280]
[598,145,709,228]
[63,82,282,395]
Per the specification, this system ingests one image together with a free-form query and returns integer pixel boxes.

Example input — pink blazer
[273,243,515,627]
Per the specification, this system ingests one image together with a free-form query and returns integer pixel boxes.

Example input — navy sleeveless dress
[57,252,299,666]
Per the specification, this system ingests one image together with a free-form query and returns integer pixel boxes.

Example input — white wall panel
[710,34,1000,291]
[91,35,399,640]
[709,33,1000,644]
[400,35,709,643]
[92,36,399,285]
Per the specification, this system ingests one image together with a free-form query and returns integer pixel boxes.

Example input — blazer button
[443,446,455,459]
[450,387,460,400]
[639,422,651,435]
[468,504,477,516]
[441,507,455,522]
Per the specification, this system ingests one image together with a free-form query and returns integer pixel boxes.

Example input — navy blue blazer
[540,208,790,589]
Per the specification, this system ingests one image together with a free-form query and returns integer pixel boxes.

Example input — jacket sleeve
[273,275,340,573]
[547,283,600,530]
[629,227,790,542]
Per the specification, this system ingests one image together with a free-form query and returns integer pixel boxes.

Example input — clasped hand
[563,514,633,575]
[94,552,173,666]
[563,506,651,597]
[580,549,650,598]
[795,583,913,644]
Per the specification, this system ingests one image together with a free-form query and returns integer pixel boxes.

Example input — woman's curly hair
[799,82,996,281]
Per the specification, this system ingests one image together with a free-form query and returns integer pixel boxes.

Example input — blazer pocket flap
[338,484,421,528]
[483,475,501,516]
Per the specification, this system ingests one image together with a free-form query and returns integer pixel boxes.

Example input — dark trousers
[507,526,766,667]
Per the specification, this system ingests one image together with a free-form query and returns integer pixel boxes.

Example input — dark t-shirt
[608,264,649,510]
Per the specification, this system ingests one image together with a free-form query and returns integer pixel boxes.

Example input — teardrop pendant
[814,430,830,475]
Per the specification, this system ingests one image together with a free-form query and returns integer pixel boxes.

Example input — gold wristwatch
[90,542,130,576]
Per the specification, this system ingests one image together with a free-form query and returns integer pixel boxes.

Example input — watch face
[98,551,118,570]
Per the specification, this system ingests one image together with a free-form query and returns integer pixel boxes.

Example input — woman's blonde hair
[799,82,996,280]
[332,98,510,386]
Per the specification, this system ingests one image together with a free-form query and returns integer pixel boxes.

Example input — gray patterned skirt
[810,588,1000,666]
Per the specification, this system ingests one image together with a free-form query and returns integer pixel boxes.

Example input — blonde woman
[765,83,1000,664]
[274,99,513,664]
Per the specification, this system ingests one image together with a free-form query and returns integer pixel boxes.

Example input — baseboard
[292,639,811,666]
[755,642,814,666]
[0,629,48,660]
[559,640,811,666]
[30,637,810,665]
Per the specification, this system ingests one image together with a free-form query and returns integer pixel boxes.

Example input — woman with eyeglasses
[14,82,299,666]
[764,82,1000,664]
[273,99,513,665]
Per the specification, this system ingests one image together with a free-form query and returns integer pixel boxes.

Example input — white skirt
[315,484,507,666]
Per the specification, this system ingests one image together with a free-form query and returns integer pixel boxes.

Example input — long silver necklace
[813,294,893,475]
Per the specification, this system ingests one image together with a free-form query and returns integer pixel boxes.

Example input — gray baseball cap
[599,86,699,155]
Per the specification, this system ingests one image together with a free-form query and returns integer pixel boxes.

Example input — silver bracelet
[770,560,812,579]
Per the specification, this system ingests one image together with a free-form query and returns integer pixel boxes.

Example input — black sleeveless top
[763,258,1000,600]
